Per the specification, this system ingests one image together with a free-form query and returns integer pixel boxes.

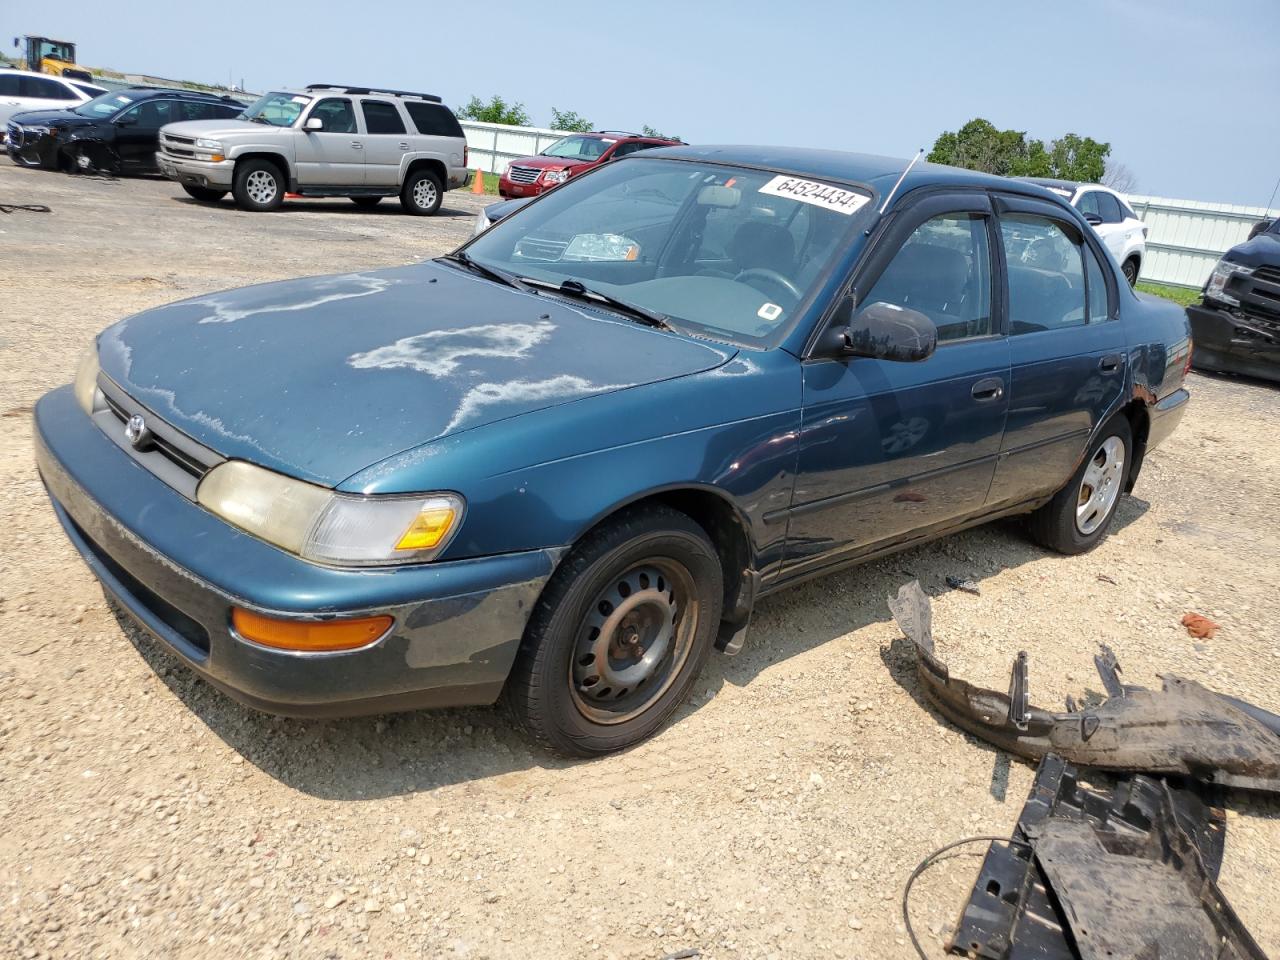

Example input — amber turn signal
[231,608,393,652]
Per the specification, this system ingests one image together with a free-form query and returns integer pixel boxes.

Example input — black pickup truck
[1188,218,1280,382]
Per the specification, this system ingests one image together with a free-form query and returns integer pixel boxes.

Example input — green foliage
[550,108,593,133]
[928,118,1110,182]
[1136,282,1201,307]
[641,124,680,142]
[457,95,531,127]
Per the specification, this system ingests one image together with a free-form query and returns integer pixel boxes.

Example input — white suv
[155,84,469,215]
[1021,178,1147,285]
[0,68,106,137]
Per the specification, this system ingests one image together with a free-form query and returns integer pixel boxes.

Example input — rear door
[987,194,1126,507]
[295,96,364,186]
[358,98,410,187]
[783,193,1010,577]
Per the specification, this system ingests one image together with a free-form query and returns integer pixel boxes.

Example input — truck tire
[1028,416,1132,555]
[232,159,284,212]
[504,504,723,757]
[400,168,443,216]
[182,184,227,203]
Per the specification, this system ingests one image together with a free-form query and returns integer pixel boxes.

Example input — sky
[12,0,1280,206]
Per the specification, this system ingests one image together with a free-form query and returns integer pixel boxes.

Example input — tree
[928,118,1111,181]
[550,108,592,132]
[456,95,530,127]
[1101,161,1138,194]
[642,124,680,142]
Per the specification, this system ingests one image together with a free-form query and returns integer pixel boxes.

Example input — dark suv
[498,130,681,198]
[6,87,243,174]
[1188,218,1280,382]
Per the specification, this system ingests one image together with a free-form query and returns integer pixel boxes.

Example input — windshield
[74,91,144,119]
[541,135,612,162]
[239,91,311,127]
[463,157,872,347]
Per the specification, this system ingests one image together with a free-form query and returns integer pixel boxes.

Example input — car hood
[1223,232,1280,269]
[97,261,736,486]
[512,155,595,171]
[161,118,273,140]
[9,108,91,127]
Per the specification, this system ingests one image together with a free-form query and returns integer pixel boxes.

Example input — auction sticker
[759,176,870,216]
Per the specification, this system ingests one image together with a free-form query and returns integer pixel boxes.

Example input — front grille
[94,376,224,500]
[506,164,541,185]
[160,134,196,159]
[7,124,22,148]
[1254,266,1280,286]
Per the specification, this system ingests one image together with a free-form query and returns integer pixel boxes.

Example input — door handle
[398,141,409,150]
[971,377,1004,402]
[350,141,363,149]
[1098,354,1122,373]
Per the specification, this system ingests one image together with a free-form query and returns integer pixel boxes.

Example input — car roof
[0,67,78,80]
[640,145,1074,205]
[118,87,241,103]
[554,130,680,144]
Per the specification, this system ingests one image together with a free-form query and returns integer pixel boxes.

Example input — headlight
[1205,259,1253,306]
[543,169,569,184]
[194,138,223,150]
[73,344,101,415]
[196,460,464,566]
[192,138,225,162]
[472,209,490,237]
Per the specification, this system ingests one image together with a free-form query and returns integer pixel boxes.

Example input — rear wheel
[1122,257,1139,286]
[182,184,227,203]
[504,505,723,756]
[351,196,382,209]
[400,168,443,216]
[1028,416,1132,554]
[232,159,284,212]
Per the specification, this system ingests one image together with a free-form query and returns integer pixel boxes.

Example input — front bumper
[1188,302,1280,383]
[497,174,545,199]
[35,386,558,718]
[6,129,56,168]
[156,152,236,190]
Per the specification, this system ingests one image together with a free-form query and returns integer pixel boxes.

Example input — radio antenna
[878,148,925,215]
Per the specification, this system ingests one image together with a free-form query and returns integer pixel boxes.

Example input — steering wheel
[734,267,801,301]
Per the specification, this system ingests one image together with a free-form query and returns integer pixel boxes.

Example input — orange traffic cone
[471,170,485,195]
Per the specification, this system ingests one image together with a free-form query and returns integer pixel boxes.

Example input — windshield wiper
[439,251,532,292]
[522,277,672,330]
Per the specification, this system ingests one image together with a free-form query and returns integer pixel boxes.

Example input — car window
[360,100,406,135]
[1119,199,1138,221]
[861,213,994,343]
[404,101,463,137]
[612,142,649,159]
[20,76,76,100]
[1084,243,1111,322]
[1001,214,1087,334]
[1076,191,1100,218]
[119,100,177,130]
[240,91,309,127]
[310,97,357,134]
[1095,192,1123,224]
[0,75,18,96]
[542,135,611,161]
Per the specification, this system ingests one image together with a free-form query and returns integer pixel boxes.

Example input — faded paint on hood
[97,262,735,486]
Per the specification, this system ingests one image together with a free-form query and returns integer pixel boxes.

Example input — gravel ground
[1,163,1278,960]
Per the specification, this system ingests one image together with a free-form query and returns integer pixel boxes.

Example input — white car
[0,68,106,140]
[1021,178,1147,285]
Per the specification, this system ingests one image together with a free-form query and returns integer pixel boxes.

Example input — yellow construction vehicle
[12,35,94,83]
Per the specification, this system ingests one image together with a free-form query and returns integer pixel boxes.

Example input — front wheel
[1027,416,1132,554]
[400,169,443,216]
[182,184,227,203]
[504,505,724,757]
[232,159,284,212]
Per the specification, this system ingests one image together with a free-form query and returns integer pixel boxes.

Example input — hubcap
[1076,436,1125,535]
[570,560,698,725]
[412,179,437,208]
[246,170,277,205]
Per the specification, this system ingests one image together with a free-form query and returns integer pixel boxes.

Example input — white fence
[462,120,570,176]
[1129,194,1277,289]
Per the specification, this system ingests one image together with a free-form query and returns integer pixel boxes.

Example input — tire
[232,159,284,212]
[504,504,724,757]
[400,168,443,216]
[182,184,227,203]
[1028,416,1132,555]
[351,196,382,209]
[1122,258,1139,286]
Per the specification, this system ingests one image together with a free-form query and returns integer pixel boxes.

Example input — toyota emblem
[125,414,150,449]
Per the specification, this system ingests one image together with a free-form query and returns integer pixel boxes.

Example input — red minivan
[498,130,682,198]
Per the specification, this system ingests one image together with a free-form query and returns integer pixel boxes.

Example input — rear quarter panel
[1124,289,1192,453]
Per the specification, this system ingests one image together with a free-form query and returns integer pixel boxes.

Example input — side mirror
[824,299,937,362]
[304,116,324,131]
[1248,219,1273,241]
[1083,212,1103,226]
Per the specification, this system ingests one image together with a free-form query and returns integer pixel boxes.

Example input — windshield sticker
[757,302,783,322]
[759,175,870,216]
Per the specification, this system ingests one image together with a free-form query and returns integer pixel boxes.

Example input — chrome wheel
[1076,436,1125,535]
[412,178,437,209]
[570,560,699,725]
[245,169,278,205]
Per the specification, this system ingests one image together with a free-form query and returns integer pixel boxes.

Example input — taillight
[463,144,469,166]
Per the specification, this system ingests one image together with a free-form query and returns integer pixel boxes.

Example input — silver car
[155,84,469,215]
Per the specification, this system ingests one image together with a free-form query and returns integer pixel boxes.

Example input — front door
[783,196,1010,579]
[295,97,364,186]
[113,99,177,169]
[987,195,1127,507]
